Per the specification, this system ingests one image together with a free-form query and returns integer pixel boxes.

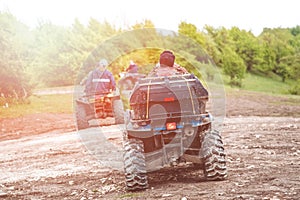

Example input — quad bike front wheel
[75,102,89,130]
[121,78,134,90]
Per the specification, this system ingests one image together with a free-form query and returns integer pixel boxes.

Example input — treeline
[1,11,300,105]
[179,23,300,87]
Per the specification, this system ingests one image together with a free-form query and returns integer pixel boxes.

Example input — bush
[288,80,300,95]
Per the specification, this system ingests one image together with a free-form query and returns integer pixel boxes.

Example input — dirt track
[0,90,300,199]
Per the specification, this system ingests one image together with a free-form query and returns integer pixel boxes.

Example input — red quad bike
[75,90,124,130]
[122,74,227,191]
[118,72,146,91]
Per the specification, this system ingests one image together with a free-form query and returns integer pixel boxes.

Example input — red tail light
[166,122,177,130]
[164,97,174,102]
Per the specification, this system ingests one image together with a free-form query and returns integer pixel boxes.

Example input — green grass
[0,94,74,118]
[222,72,295,95]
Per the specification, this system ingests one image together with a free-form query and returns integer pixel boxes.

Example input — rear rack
[137,74,196,87]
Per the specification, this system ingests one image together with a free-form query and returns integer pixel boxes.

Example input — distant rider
[125,60,139,73]
[84,59,116,95]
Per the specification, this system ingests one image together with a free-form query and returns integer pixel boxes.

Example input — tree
[228,27,264,72]
[0,12,32,103]
[202,25,223,67]
[222,47,246,87]
[27,22,74,86]
[260,28,295,82]
[203,26,247,86]
[290,25,300,36]
[178,22,205,46]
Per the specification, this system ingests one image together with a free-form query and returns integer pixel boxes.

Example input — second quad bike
[118,72,146,90]
[122,74,227,191]
[75,90,124,130]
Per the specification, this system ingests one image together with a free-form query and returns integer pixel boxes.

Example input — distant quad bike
[122,74,227,191]
[75,90,124,130]
[118,72,146,90]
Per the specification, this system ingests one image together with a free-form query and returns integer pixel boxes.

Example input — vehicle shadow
[147,164,206,187]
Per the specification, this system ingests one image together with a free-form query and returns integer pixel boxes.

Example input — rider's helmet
[98,59,108,67]
[129,60,135,65]
[159,50,175,67]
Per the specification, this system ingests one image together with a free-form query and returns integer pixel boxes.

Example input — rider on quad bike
[84,59,116,95]
[126,60,139,73]
[122,50,227,191]
[118,61,146,90]
[75,59,124,129]
[148,50,189,77]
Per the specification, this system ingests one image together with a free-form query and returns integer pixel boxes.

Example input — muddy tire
[201,129,227,181]
[76,103,89,130]
[113,99,125,124]
[121,79,133,90]
[124,109,131,126]
[123,138,148,191]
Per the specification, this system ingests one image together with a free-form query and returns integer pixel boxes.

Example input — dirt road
[0,90,300,199]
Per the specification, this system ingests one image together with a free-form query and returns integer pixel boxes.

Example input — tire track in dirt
[0,116,299,199]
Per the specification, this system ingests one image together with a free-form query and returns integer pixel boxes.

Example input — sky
[0,0,299,36]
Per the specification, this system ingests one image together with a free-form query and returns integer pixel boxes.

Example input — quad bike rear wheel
[201,129,227,180]
[76,103,89,130]
[123,138,148,191]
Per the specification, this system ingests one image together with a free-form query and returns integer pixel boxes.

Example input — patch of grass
[33,85,75,91]
[242,73,293,94]
[0,94,74,118]
[222,72,295,95]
